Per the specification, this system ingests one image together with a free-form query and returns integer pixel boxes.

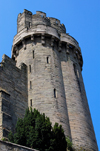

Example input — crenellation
[36,11,46,17]
[49,17,66,33]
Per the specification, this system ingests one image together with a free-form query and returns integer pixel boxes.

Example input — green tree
[52,123,67,151]
[8,108,67,151]
[66,137,73,151]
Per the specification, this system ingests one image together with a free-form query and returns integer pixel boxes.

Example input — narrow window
[29,65,31,73]
[30,81,32,89]
[54,89,57,98]
[33,50,34,59]
[30,99,32,107]
[47,57,49,64]
[47,56,50,64]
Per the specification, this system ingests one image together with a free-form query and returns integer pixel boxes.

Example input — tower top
[12,9,83,69]
[17,9,66,34]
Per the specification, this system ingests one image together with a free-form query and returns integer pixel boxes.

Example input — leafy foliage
[66,137,73,151]
[8,108,67,151]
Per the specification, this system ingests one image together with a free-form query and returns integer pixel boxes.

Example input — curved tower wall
[12,9,98,150]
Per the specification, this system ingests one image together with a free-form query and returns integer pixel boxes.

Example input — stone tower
[0,9,98,150]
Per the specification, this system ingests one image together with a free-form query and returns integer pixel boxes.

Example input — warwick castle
[0,9,98,150]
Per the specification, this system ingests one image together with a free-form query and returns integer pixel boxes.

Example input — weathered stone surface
[0,10,98,151]
[0,55,28,138]
[0,140,39,151]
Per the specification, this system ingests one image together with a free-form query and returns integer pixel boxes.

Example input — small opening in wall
[56,20,58,24]
[13,57,15,61]
[69,45,73,49]
[41,14,44,18]
[47,56,50,64]
[29,22,31,28]
[33,50,34,59]
[29,65,31,73]
[54,89,57,98]
[30,81,32,89]
[30,99,32,107]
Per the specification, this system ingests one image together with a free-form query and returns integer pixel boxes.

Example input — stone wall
[0,55,28,138]
[0,140,38,151]
[60,47,97,150]
[15,35,71,139]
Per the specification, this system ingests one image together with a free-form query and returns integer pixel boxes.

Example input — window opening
[69,45,73,49]
[29,65,31,73]
[30,99,32,107]
[56,20,58,24]
[47,56,50,64]
[54,89,57,98]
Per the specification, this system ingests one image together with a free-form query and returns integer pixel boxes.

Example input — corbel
[22,38,26,50]
[77,54,81,60]
[12,45,17,57]
[58,41,62,52]
[15,45,19,56]
[51,36,54,47]
[66,43,70,54]
[41,34,45,45]
[74,47,77,58]
[31,34,35,46]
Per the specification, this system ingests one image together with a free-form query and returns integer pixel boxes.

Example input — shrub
[8,108,67,151]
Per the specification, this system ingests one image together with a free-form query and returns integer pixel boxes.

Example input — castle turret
[11,9,98,150]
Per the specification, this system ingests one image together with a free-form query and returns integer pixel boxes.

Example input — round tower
[12,9,98,150]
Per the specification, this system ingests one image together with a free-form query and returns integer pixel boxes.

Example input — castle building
[0,9,98,150]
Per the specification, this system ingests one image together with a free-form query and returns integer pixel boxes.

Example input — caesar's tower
[11,10,98,150]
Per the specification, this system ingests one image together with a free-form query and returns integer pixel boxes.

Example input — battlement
[49,17,66,33]
[17,10,66,33]
[36,11,46,17]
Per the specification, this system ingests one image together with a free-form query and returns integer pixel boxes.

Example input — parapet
[49,17,66,33]
[17,9,66,33]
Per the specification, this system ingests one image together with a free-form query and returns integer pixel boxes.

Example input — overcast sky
[0,0,100,149]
